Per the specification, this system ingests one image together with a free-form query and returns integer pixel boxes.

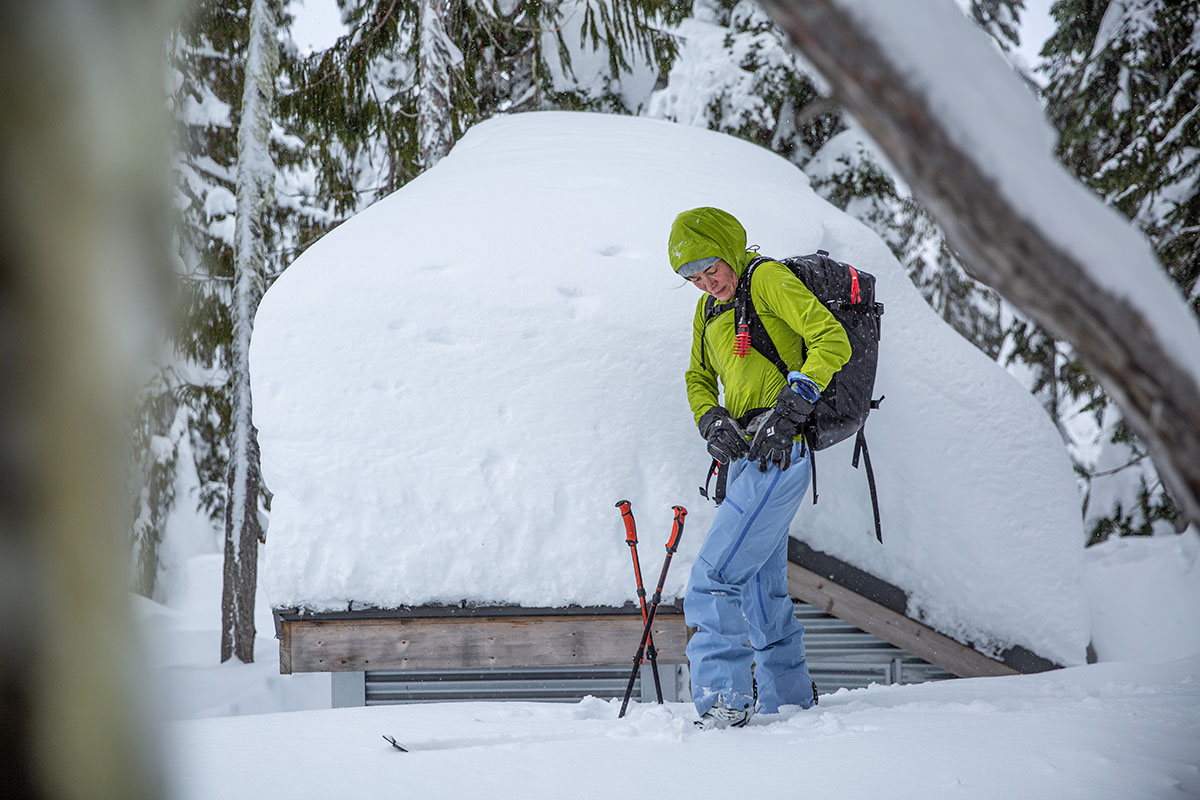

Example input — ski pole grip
[615,499,637,544]
[666,505,687,552]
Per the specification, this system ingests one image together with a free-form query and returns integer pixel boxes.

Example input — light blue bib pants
[685,440,815,716]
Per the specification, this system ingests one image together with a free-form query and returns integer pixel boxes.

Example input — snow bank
[134,554,328,719]
[170,656,1200,800]
[250,111,1088,664]
[1086,533,1200,663]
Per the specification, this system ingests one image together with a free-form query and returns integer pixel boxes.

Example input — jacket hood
[667,207,751,277]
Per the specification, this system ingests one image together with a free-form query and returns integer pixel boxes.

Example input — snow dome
[250,111,1089,666]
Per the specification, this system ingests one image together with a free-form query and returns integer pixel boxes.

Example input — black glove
[698,406,749,464]
[747,383,815,472]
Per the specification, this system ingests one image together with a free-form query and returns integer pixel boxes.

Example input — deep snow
[251,111,1087,665]
[1086,532,1200,664]
[141,537,1200,799]
[134,554,327,720]
[169,656,1200,800]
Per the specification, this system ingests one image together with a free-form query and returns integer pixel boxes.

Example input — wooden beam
[279,613,690,674]
[788,561,1018,678]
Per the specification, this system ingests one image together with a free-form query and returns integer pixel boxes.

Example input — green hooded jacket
[668,207,852,427]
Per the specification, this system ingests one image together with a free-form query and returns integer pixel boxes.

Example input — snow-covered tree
[131,382,181,598]
[645,0,832,162]
[755,0,1200,530]
[141,0,250,603]
[138,0,325,611]
[1027,0,1200,540]
[418,0,458,167]
[220,0,279,664]
[963,0,1025,53]
[284,0,682,212]
[1043,0,1198,312]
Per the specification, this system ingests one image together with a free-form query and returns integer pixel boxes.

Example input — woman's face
[685,259,738,302]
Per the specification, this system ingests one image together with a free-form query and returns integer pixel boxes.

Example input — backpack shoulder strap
[738,256,791,378]
[699,295,734,370]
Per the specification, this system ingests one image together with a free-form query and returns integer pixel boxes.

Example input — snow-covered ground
[144,534,1200,798]
[1086,533,1200,664]
[175,659,1200,800]
[135,554,329,720]
[168,652,1200,800]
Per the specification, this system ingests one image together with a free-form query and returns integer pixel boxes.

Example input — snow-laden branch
[757,0,1200,527]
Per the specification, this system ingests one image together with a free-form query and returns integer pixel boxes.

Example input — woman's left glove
[698,406,750,465]
[747,373,819,472]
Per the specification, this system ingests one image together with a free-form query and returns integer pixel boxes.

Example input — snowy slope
[170,656,1200,800]
[250,111,1087,665]
[134,555,328,719]
[1086,533,1200,664]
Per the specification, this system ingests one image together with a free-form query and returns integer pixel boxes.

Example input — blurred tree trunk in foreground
[0,1,175,797]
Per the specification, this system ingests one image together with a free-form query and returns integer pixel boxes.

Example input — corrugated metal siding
[365,665,646,705]
[360,601,954,705]
[795,603,957,690]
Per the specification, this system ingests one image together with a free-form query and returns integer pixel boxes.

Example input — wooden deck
[276,603,689,675]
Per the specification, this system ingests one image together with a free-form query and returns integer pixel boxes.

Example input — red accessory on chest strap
[735,323,751,357]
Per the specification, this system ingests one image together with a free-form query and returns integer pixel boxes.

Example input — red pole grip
[666,505,687,552]
[615,499,637,545]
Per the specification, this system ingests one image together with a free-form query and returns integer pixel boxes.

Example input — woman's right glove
[747,374,818,472]
[697,406,750,465]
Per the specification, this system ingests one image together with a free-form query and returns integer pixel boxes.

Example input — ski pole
[618,505,686,719]
[615,500,663,703]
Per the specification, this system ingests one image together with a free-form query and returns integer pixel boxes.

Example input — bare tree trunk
[221,0,277,664]
[757,0,1200,526]
[419,0,455,169]
[0,1,173,797]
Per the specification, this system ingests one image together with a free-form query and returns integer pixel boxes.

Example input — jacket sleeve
[752,261,851,391]
[684,298,720,426]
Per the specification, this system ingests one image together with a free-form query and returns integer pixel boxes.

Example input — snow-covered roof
[250,111,1088,666]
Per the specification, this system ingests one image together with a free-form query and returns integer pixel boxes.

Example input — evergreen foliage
[1043,0,1198,313]
[1025,0,1198,541]
[132,0,247,600]
[134,0,322,600]
[645,0,833,161]
[967,0,1025,52]
[282,0,683,211]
